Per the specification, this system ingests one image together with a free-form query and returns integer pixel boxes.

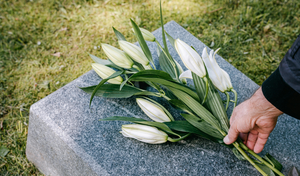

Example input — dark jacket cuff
[262,68,300,119]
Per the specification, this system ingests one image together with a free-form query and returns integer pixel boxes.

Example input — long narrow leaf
[164,121,221,142]
[192,72,229,132]
[89,54,112,65]
[128,70,173,81]
[112,27,127,41]
[181,113,223,139]
[158,50,176,78]
[167,87,223,134]
[81,84,145,98]
[165,31,175,49]
[160,1,169,57]
[89,71,124,107]
[168,99,195,115]
[232,148,247,161]
[130,77,200,102]
[130,19,154,66]
[263,153,283,172]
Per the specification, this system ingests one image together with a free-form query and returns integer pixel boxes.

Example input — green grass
[0,0,299,175]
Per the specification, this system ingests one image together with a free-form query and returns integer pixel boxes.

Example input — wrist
[250,87,283,118]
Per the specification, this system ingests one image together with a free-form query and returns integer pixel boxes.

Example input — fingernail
[223,135,230,144]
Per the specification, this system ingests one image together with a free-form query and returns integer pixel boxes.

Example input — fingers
[239,133,248,144]
[246,130,258,150]
[253,133,269,153]
[223,124,239,144]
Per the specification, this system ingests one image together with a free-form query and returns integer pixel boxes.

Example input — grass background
[0,0,299,175]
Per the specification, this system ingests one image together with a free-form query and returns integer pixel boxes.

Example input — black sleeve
[262,35,300,119]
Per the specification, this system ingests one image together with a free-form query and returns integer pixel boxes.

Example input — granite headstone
[26,21,300,176]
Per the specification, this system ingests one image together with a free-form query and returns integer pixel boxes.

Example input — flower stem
[231,89,238,108]
[201,77,209,105]
[232,142,268,176]
[239,142,284,176]
[168,133,191,142]
[224,91,230,110]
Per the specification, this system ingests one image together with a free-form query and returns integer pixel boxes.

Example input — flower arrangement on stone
[80,2,284,176]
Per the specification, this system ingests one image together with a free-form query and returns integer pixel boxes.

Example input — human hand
[223,87,283,153]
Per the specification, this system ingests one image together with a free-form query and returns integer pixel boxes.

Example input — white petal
[121,124,168,144]
[179,70,193,79]
[137,98,171,122]
[102,43,133,69]
[175,39,206,77]
[119,41,149,65]
[221,69,233,90]
[91,63,123,84]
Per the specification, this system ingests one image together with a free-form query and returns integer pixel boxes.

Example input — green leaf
[100,116,180,137]
[120,78,128,90]
[133,91,159,97]
[263,153,283,173]
[130,19,154,66]
[165,31,175,49]
[81,84,147,98]
[180,113,223,139]
[168,99,194,115]
[89,54,111,65]
[158,1,180,80]
[255,162,276,176]
[0,146,9,157]
[128,70,173,81]
[165,89,177,100]
[232,148,246,161]
[167,87,223,133]
[128,71,199,101]
[112,27,127,41]
[89,71,124,107]
[164,121,220,142]
[158,49,177,79]
[160,1,169,57]
[192,72,229,132]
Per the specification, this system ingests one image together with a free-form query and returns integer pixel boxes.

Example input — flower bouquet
[80,2,284,176]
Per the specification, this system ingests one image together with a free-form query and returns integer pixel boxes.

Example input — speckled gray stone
[26,21,300,176]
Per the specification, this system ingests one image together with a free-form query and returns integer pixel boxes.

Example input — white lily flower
[101,43,133,69]
[174,39,206,78]
[179,70,193,80]
[136,98,172,122]
[121,124,168,144]
[118,40,149,66]
[91,63,123,84]
[202,47,233,92]
[132,28,155,42]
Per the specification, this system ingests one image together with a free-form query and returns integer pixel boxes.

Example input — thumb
[223,124,239,144]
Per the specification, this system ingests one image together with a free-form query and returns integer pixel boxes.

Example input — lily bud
[118,40,149,66]
[91,63,123,84]
[174,60,187,84]
[202,47,233,92]
[121,124,168,144]
[101,43,134,69]
[132,28,155,42]
[174,39,206,78]
[136,98,172,122]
